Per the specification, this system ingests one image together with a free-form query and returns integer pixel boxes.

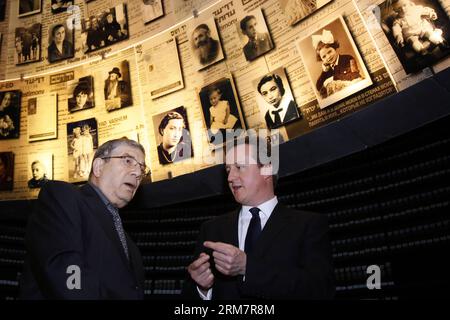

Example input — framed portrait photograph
[252,67,301,129]
[18,0,41,18]
[0,152,14,191]
[27,153,52,189]
[51,0,72,14]
[66,117,98,182]
[280,0,333,26]
[198,77,245,146]
[297,16,372,109]
[236,8,274,62]
[81,4,129,54]
[104,60,132,111]
[48,20,75,63]
[27,93,58,142]
[152,106,194,165]
[142,0,164,24]
[15,24,41,65]
[378,0,450,74]
[187,17,225,71]
[0,90,21,139]
[67,76,95,113]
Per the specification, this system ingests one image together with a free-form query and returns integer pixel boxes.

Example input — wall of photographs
[0,0,449,200]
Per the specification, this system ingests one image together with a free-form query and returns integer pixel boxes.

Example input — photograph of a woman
[48,22,74,63]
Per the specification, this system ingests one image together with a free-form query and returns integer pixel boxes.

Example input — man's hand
[187,253,214,292]
[203,241,246,276]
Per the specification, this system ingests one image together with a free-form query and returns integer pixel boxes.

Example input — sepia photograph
[152,106,193,165]
[378,0,450,74]
[142,0,164,24]
[48,20,75,63]
[0,0,6,21]
[18,0,41,18]
[15,24,41,65]
[27,153,52,189]
[66,117,98,182]
[27,93,58,142]
[67,76,95,113]
[198,77,245,145]
[252,67,301,129]
[188,17,225,71]
[279,0,332,26]
[0,152,14,191]
[104,61,132,111]
[0,90,21,139]
[51,0,72,14]
[237,8,274,61]
[297,16,372,109]
[81,4,129,53]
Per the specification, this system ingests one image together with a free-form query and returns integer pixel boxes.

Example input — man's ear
[92,158,103,178]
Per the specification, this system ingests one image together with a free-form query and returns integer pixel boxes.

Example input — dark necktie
[245,207,261,254]
[271,109,282,125]
[107,203,129,261]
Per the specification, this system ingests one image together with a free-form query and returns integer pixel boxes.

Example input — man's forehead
[225,144,257,164]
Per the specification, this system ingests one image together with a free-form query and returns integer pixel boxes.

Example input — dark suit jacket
[182,203,334,299]
[264,100,299,129]
[19,181,145,299]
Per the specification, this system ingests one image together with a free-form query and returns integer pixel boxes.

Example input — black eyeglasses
[101,155,151,180]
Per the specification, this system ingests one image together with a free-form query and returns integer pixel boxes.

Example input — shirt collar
[88,182,118,212]
[268,95,291,123]
[241,196,278,219]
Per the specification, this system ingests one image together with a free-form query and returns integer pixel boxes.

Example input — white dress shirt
[198,196,278,300]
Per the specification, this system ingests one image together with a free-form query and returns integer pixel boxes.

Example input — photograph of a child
[48,21,74,63]
[27,153,52,189]
[14,24,41,65]
[253,67,301,129]
[153,107,193,165]
[67,76,95,113]
[199,78,245,145]
[66,118,98,182]
[0,90,21,139]
[81,4,129,53]
[279,0,332,26]
[379,0,450,74]
[237,8,274,61]
[297,16,372,109]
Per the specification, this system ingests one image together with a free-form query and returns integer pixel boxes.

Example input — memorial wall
[0,0,449,200]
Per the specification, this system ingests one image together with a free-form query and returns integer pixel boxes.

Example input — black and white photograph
[0,90,21,139]
[81,4,129,53]
[18,0,41,18]
[66,117,98,182]
[252,67,301,129]
[51,0,72,14]
[15,24,41,65]
[27,153,52,189]
[48,20,75,63]
[27,94,58,142]
[153,106,193,165]
[280,0,332,26]
[188,17,225,71]
[237,8,274,61]
[378,0,450,74]
[297,16,372,109]
[0,0,6,21]
[142,0,164,24]
[104,60,132,111]
[198,77,245,145]
[67,76,95,113]
[0,152,14,191]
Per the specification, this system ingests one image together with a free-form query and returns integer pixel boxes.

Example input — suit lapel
[222,209,240,247]
[80,184,132,271]
[254,203,288,256]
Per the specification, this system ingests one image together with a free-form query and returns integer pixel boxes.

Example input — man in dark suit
[183,136,334,299]
[20,137,150,299]
[240,15,273,61]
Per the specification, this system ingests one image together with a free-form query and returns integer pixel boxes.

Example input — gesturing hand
[203,241,247,276]
[187,253,214,292]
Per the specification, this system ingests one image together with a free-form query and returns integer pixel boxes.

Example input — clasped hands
[187,241,246,291]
